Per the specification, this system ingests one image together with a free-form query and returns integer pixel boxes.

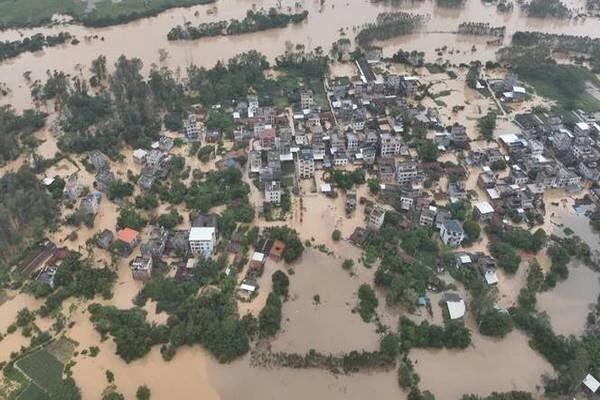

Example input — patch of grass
[16,350,63,396]
[44,338,75,365]
[446,70,458,79]
[425,63,446,74]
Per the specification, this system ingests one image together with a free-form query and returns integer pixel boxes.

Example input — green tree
[272,270,290,297]
[331,229,341,241]
[136,385,151,400]
[357,284,379,322]
[259,292,282,337]
[477,111,497,141]
[416,140,439,162]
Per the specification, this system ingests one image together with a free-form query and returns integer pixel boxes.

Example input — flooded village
[1,0,600,399]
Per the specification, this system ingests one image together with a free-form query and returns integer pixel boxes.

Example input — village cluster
[21,57,600,316]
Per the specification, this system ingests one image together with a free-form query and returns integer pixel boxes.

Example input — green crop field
[16,350,63,396]
[17,383,48,400]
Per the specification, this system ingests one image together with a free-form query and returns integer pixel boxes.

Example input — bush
[136,385,151,400]
[331,229,341,241]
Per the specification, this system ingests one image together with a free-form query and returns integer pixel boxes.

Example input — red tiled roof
[116,228,139,244]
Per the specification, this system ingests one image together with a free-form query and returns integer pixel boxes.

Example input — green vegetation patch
[16,350,63,396]
[17,383,47,400]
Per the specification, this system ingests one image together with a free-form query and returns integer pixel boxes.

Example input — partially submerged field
[0,0,214,28]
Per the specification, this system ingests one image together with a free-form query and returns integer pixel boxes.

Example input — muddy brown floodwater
[537,264,600,337]
[2,0,600,110]
[411,328,552,400]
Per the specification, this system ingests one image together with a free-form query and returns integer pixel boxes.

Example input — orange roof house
[269,240,286,262]
[116,228,140,245]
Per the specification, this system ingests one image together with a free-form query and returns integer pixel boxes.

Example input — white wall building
[189,227,216,258]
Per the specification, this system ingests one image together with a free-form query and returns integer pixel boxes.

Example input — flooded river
[2,0,600,110]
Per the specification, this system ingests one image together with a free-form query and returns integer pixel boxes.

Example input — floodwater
[271,247,380,354]
[537,263,600,336]
[2,0,600,110]
[411,328,552,400]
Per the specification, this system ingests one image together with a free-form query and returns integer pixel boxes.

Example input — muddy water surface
[2,0,600,110]
[537,264,600,336]
[411,329,552,400]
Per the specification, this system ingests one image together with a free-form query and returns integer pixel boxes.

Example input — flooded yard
[411,329,552,400]
[537,264,600,337]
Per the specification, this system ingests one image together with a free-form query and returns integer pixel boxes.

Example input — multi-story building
[189,227,216,258]
[264,181,281,204]
[300,89,314,109]
[130,256,153,281]
[249,150,262,174]
[367,206,386,230]
[297,149,315,179]
[379,133,404,156]
[396,161,418,185]
[346,132,359,153]
[333,150,349,166]
[440,219,465,247]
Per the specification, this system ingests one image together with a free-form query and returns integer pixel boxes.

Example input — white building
[444,292,466,320]
[440,219,465,247]
[264,181,281,204]
[189,227,216,258]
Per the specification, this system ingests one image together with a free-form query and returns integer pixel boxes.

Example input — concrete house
[189,227,216,258]
[130,256,153,281]
[440,219,464,247]
[473,201,495,221]
[300,89,314,109]
[367,206,386,230]
[133,149,148,164]
[264,181,281,204]
[115,228,140,256]
[87,150,110,171]
[379,133,404,156]
[297,149,315,179]
[396,161,418,186]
